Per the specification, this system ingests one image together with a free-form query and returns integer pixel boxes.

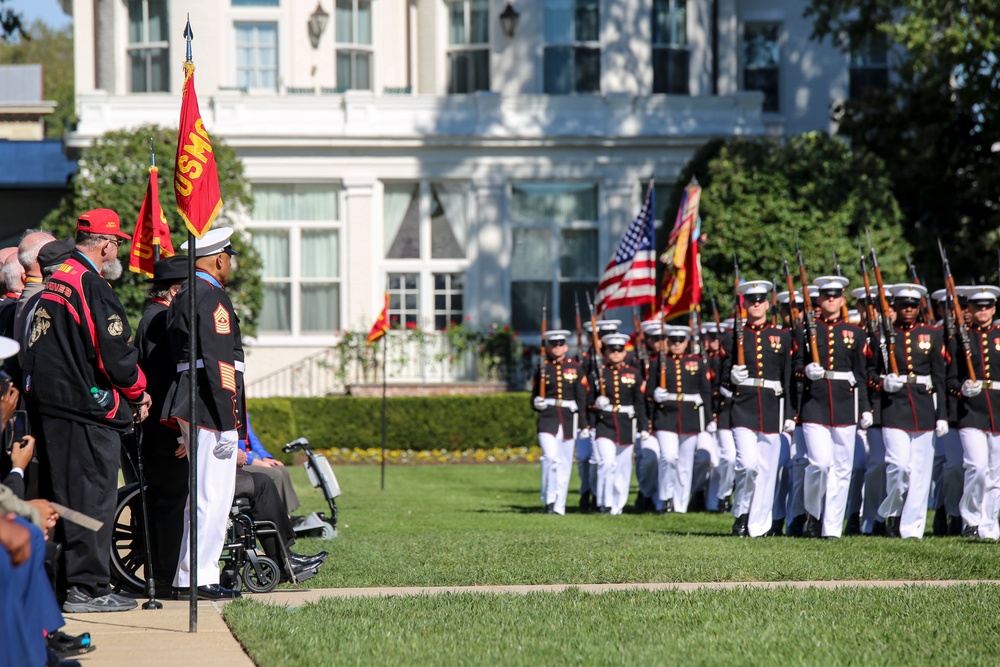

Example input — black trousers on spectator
[235,470,295,565]
[142,422,188,591]
[41,416,120,598]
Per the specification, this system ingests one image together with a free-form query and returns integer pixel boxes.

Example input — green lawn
[225,463,1000,666]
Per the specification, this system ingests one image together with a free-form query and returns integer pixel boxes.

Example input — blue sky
[9,0,72,30]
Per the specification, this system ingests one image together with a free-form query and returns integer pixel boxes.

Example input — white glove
[215,430,239,460]
[588,428,596,441]
[782,419,796,434]
[640,430,651,442]
[882,373,904,394]
[805,362,826,381]
[532,396,548,411]
[962,380,983,398]
[706,421,718,433]
[935,420,949,437]
[719,386,733,398]
[859,411,873,429]
[653,387,670,403]
[730,365,749,385]
[595,395,612,411]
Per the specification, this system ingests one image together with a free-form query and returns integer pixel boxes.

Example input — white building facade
[66,0,885,392]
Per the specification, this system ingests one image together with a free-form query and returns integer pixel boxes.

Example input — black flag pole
[183,14,199,634]
[381,332,387,491]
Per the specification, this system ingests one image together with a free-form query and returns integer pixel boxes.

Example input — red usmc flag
[129,165,175,277]
[174,63,222,238]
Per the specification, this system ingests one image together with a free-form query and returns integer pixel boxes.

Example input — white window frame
[651,0,689,95]
[335,0,374,91]
[446,0,491,94]
[245,185,344,346]
[127,0,170,93]
[742,21,782,113]
[543,0,602,95]
[234,21,279,91]
[381,181,471,331]
[508,182,601,332]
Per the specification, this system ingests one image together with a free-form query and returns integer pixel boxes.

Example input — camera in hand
[5,409,27,454]
[0,370,11,396]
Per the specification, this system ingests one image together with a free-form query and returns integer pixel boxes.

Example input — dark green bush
[247,393,536,462]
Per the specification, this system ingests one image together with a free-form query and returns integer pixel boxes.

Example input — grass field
[225,463,1000,665]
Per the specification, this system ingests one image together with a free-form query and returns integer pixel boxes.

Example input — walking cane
[130,414,163,610]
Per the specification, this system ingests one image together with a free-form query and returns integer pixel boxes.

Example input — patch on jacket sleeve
[213,304,231,335]
[107,313,123,336]
[219,361,237,392]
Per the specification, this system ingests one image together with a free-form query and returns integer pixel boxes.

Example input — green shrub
[247,393,537,463]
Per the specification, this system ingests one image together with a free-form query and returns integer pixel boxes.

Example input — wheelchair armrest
[281,437,310,454]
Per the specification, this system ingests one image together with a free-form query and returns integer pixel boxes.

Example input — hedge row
[247,393,536,462]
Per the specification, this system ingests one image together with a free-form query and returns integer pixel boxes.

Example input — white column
[343,178,376,329]
[470,179,506,330]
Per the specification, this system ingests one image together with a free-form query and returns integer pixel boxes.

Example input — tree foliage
[804,0,1000,283]
[664,132,911,309]
[0,20,75,137]
[42,124,262,335]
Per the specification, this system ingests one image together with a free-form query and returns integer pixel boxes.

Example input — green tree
[42,124,262,335]
[664,132,910,309]
[0,20,75,137]
[804,0,1000,283]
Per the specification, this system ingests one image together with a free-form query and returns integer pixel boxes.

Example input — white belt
[738,378,784,396]
[901,374,932,390]
[600,405,636,417]
[177,360,246,373]
[822,371,856,386]
[543,398,578,412]
[661,392,704,407]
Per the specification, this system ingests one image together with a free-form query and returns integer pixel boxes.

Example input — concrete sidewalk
[60,580,1000,666]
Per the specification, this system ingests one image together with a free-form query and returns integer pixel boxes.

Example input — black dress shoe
[544,503,556,514]
[872,520,887,537]
[197,584,242,600]
[787,514,805,538]
[659,498,674,514]
[884,516,901,538]
[633,492,647,512]
[731,513,749,537]
[766,518,784,537]
[844,514,862,536]
[599,506,611,514]
[949,515,963,536]
[963,524,980,539]
[579,491,592,512]
[805,514,822,538]
[719,496,733,514]
[932,506,948,536]
[689,490,707,513]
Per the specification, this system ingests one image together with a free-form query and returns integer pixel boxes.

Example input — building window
[447,0,490,94]
[651,0,688,94]
[850,32,889,100]
[127,0,169,93]
[235,22,278,90]
[335,0,372,91]
[249,184,341,335]
[510,183,599,332]
[743,22,780,112]
[232,0,278,5]
[383,182,470,329]
[543,0,600,94]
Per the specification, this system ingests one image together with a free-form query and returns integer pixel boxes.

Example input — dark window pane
[560,229,598,278]
[744,67,779,112]
[434,273,446,290]
[452,294,463,311]
[511,281,549,331]
[575,0,599,42]
[559,282,598,330]
[575,47,600,92]
[452,273,464,289]
[435,315,447,330]
[850,67,888,100]
[405,275,418,289]
[448,51,469,94]
[653,47,689,94]
[435,294,447,309]
[471,49,490,91]
[544,46,572,94]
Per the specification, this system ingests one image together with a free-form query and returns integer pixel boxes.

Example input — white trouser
[937,429,964,517]
[772,432,791,522]
[691,433,714,498]
[634,435,659,506]
[593,437,634,515]
[785,426,807,526]
[959,428,1000,538]
[652,431,698,512]
[879,427,935,539]
[576,432,595,496]
[707,429,736,510]
[731,427,782,538]
[846,427,870,517]
[174,422,238,588]
[862,428,887,533]
[539,426,575,515]
[803,423,858,538]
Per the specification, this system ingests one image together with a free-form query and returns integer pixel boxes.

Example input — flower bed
[316,445,542,465]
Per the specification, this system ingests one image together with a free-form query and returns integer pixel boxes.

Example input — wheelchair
[110,484,290,595]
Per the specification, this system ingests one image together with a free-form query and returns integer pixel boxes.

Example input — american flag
[595,180,657,313]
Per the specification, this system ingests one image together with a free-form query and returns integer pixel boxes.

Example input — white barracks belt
[901,374,933,390]
[984,381,1000,391]
[822,371,857,386]
[661,392,704,407]
[738,378,783,396]
[600,405,636,417]
[177,360,246,373]
[542,398,578,412]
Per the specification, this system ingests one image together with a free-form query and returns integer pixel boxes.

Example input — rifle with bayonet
[574,293,583,362]
[939,239,976,382]
[733,253,745,367]
[770,274,780,327]
[859,237,890,374]
[782,250,802,328]
[833,251,850,321]
[633,308,648,370]
[659,297,667,390]
[796,238,821,365]
[585,292,606,396]
[539,296,548,399]
[906,252,936,324]
[866,229,899,375]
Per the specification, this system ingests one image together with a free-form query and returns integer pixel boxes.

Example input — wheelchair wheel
[220,568,243,593]
[241,556,280,594]
[110,483,145,594]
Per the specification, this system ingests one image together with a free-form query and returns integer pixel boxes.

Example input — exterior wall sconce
[499,2,520,39]
[308,3,330,49]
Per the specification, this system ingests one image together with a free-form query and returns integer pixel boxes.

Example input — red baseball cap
[77,208,131,240]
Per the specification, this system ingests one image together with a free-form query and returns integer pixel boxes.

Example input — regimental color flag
[174,62,223,238]
[595,180,657,314]
[367,293,391,345]
[659,178,703,318]
[129,165,175,278]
